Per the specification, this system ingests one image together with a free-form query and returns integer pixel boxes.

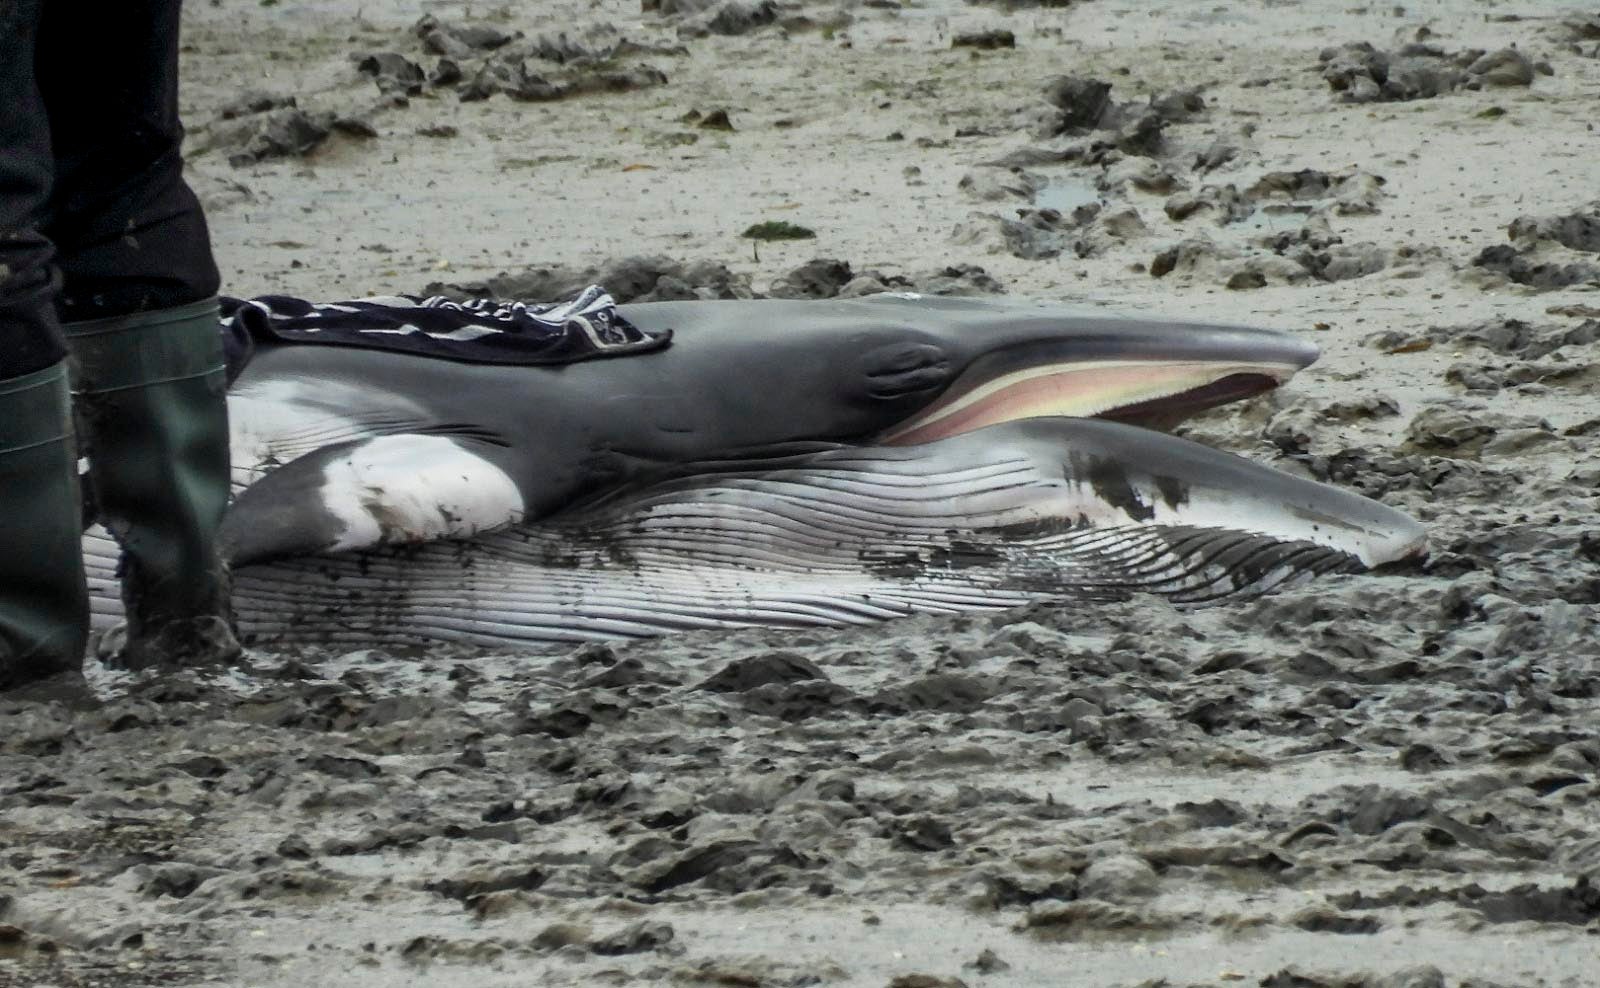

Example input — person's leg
[0,0,91,687]
[37,0,240,668]
[37,0,220,318]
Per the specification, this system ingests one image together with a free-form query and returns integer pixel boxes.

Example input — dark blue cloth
[219,285,669,378]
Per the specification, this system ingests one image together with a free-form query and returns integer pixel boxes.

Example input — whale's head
[864,295,1318,444]
[222,294,1332,568]
[617,294,1317,451]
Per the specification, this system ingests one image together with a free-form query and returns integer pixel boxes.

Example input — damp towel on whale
[219,285,670,375]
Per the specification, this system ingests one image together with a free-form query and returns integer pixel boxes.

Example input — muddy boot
[0,361,90,689]
[64,299,242,670]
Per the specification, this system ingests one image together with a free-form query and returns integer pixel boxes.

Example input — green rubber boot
[64,299,242,670]
[0,362,90,689]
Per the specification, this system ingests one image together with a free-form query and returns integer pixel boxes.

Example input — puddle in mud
[1031,174,1103,214]
[1233,204,1315,235]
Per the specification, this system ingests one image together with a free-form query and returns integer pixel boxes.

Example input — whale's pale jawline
[879,360,1299,445]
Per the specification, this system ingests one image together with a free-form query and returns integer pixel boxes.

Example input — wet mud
[3,1,1598,986]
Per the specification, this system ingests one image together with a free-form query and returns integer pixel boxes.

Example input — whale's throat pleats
[86,418,1425,648]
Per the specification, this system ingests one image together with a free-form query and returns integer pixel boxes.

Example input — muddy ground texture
[5,1,1600,986]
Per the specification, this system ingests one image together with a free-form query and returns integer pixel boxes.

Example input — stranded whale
[81,294,1423,647]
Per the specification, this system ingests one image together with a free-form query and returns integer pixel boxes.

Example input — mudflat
[3,2,1598,986]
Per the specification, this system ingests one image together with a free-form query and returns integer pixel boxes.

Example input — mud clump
[224,108,334,166]
[428,255,756,302]
[356,52,426,96]
[414,14,518,56]
[1508,203,1600,254]
[952,29,1016,51]
[647,0,780,38]
[1473,245,1600,289]
[460,60,668,102]
[427,254,1006,304]
[1028,76,1203,157]
[1319,42,1546,102]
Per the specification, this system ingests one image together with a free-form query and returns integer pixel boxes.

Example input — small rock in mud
[1473,245,1600,289]
[1110,108,1167,156]
[953,29,1015,50]
[460,56,668,103]
[1466,47,1537,87]
[904,263,1006,296]
[697,651,828,692]
[1165,184,1252,224]
[1105,158,1186,195]
[531,922,591,951]
[1465,876,1600,925]
[216,90,296,120]
[424,865,546,904]
[1405,405,1556,455]
[999,208,1089,260]
[356,52,425,96]
[889,815,956,852]
[1370,316,1600,359]
[1301,242,1390,282]
[1039,75,1114,131]
[964,948,1011,973]
[1031,76,1174,155]
[429,254,755,303]
[1149,88,1206,123]
[768,258,856,299]
[1509,203,1600,253]
[1373,969,1447,988]
[591,919,676,955]
[1193,136,1242,173]
[1319,42,1538,103]
[429,58,463,86]
[695,108,735,130]
[1020,899,1163,938]
[655,0,779,38]
[887,976,970,988]
[1150,235,1240,278]
[958,167,1042,202]
[1247,168,1386,214]
[1290,907,1383,934]
[227,108,332,166]
[976,869,1079,909]
[1079,854,1159,901]
[1560,14,1600,41]
[415,14,517,55]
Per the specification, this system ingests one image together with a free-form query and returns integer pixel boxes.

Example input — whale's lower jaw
[86,418,1423,649]
[879,357,1308,445]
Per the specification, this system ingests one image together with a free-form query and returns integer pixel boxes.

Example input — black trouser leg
[2,0,239,679]
[36,0,220,319]
[0,0,67,378]
[0,0,88,686]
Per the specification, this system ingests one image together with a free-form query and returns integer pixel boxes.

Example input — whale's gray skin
[84,416,1424,647]
[82,294,1426,648]
[218,295,1318,567]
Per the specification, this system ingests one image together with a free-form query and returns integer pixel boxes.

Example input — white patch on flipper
[228,378,434,489]
[315,434,525,552]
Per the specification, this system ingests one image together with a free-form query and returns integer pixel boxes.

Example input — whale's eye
[858,342,951,400]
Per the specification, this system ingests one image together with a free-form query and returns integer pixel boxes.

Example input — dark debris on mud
[424,253,1005,303]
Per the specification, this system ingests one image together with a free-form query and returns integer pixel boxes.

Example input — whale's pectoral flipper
[220,434,526,566]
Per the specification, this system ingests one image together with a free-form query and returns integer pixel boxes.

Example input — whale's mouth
[879,359,1301,446]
